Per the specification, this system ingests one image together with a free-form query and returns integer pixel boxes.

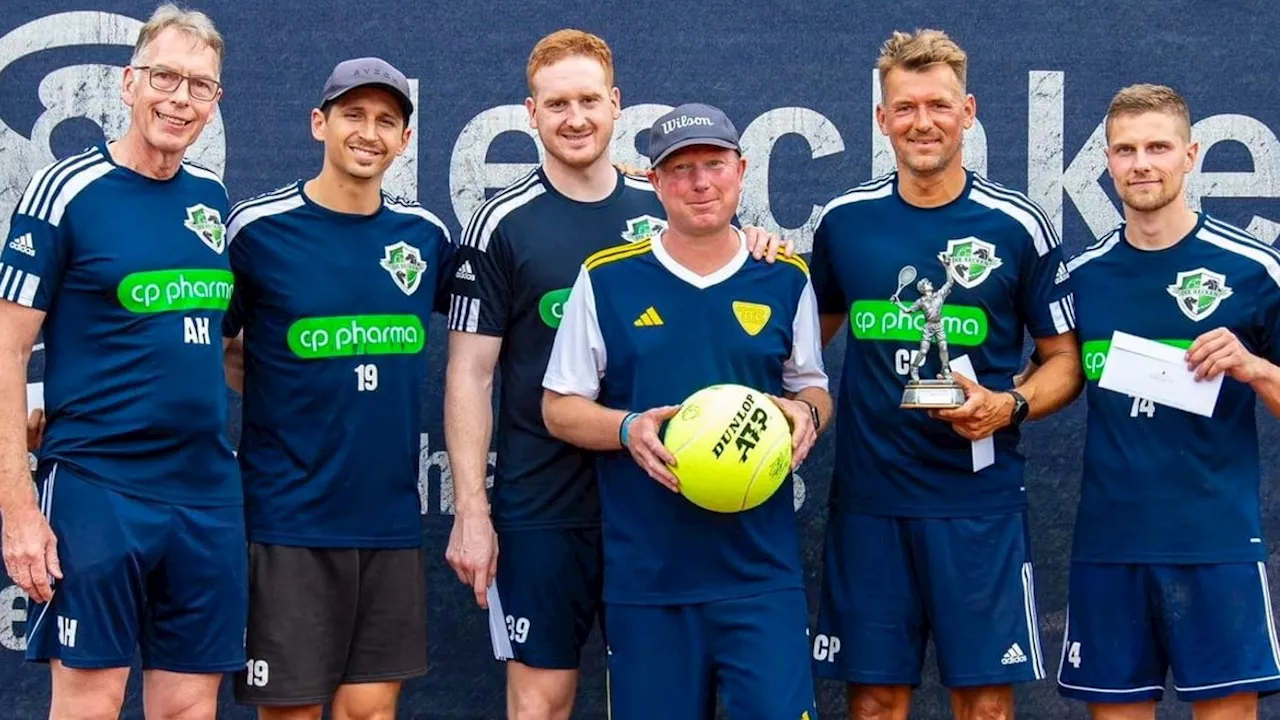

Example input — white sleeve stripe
[48,162,116,227]
[1049,300,1070,333]
[815,181,894,228]
[1065,293,1076,325]
[0,266,12,298]
[1203,217,1280,261]
[226,194,304,243]
[465,298,479,333]
[16,274,40,307]
[470,184,547,252]
[1196,227,1280,290]
[1067,229,1122,271]
[972,175,1062,249]
[622,176,655,192]
[384,200,453,243]
[5,270,23,302]
[180,162,226,188]
[227,184,301,225]
[460,171,541,249]
[31,154,105,221]
[969,186,1049,257]
[18,148,99,216]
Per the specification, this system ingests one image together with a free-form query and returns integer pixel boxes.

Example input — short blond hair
[526,29,614,95]
[877,28,967,91]
[1105,83,1191,142]
[132,4,224,73]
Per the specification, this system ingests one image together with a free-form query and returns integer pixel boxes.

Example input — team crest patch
[732,301,771,336]
[184,204,225,254]
[380,241,427,296]
[621,215,666,243]
[1167,267,1233,321]
[942,237,1002,289]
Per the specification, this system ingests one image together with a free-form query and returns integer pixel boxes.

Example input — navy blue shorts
[24,463,247,672]
[485,527,603,670]
[815,511,1046,688]
[1057,561,1280,704]
[605,589,816,720]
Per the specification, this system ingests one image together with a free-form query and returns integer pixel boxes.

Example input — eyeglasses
[132,65,221,102]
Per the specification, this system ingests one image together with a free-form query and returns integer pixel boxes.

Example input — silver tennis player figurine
[891,253,966,409]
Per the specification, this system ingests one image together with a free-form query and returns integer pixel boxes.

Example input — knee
[146,696,217,720]
[335,708,395,720]
[509,692,570,720]
[849,685,908,719]
[957,692,1013,720]
[51,698,125,720]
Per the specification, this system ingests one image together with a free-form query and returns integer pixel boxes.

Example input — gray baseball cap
[647,103,741,167]
[320,57,413,120]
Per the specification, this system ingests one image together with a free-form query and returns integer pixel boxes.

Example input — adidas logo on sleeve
[8,233,35,257]
[455,260,476,282]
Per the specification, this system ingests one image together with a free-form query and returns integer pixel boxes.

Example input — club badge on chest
[891,252,966,409]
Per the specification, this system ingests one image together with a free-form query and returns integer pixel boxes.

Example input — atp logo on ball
[711,391,772,463]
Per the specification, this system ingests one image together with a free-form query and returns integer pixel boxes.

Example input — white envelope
[1097,331,1222,418]
[948,354,995,472]
[27,382,43,412]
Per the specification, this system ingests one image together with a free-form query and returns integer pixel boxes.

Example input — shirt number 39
[355,364,379,392]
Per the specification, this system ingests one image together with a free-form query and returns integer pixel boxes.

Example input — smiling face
[648,146,745,237]
[312,87,411,182]
[1106,110,1197,214]
[526,54,620,170]
[121,26,222,156]
[876,63,975,178]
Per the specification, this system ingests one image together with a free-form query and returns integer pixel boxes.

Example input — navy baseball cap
[647,103,741,166]
[320,57,413,120]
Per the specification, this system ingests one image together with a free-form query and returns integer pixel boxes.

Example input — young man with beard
[1050,84,1280,720]
[221,58,452,720]
[807,29,1082,720]
[0,5,242,718]
[541,102,831,720]
[444,30,785,720]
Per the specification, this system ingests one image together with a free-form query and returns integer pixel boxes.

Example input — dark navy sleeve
[432,224,458,316]
[808,212,847,315]
[447,215,512,337]
[1252,264,1280,366]
[1,175,72,312]
[1018,225,1075,339]
[222,217,254,338]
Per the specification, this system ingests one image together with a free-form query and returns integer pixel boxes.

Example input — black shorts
[233,543,428,705]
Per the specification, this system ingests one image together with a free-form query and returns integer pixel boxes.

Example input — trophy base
[901,379,967,409]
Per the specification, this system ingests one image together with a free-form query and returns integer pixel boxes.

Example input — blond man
[0,4,241,719]
[808,28,1081,719]
[1054,84,1280,720]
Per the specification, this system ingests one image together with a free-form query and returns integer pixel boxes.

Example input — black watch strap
[1007,390,1029,427]
[801,399,821,429]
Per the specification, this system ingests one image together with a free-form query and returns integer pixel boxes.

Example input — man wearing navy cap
[541,103,832,719]
[222,56,453,719]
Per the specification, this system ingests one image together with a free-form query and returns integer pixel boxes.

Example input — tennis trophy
[891,254,967,409]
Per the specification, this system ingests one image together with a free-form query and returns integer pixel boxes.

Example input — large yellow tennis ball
[662,384,793,513]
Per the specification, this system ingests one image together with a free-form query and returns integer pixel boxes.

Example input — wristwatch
[1006,390,1029,428]
[800,399,821,429]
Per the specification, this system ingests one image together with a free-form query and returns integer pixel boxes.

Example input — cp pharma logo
[539,287,571,328]
[0,12,227,239]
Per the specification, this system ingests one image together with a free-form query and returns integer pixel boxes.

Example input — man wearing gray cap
[222,56,453,719]
[541,103,832,719]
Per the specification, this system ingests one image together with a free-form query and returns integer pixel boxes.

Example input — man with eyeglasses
[0,4,243,720]
[220,57,453,720]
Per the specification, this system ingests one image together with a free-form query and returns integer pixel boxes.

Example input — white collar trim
[648,227,748,289]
